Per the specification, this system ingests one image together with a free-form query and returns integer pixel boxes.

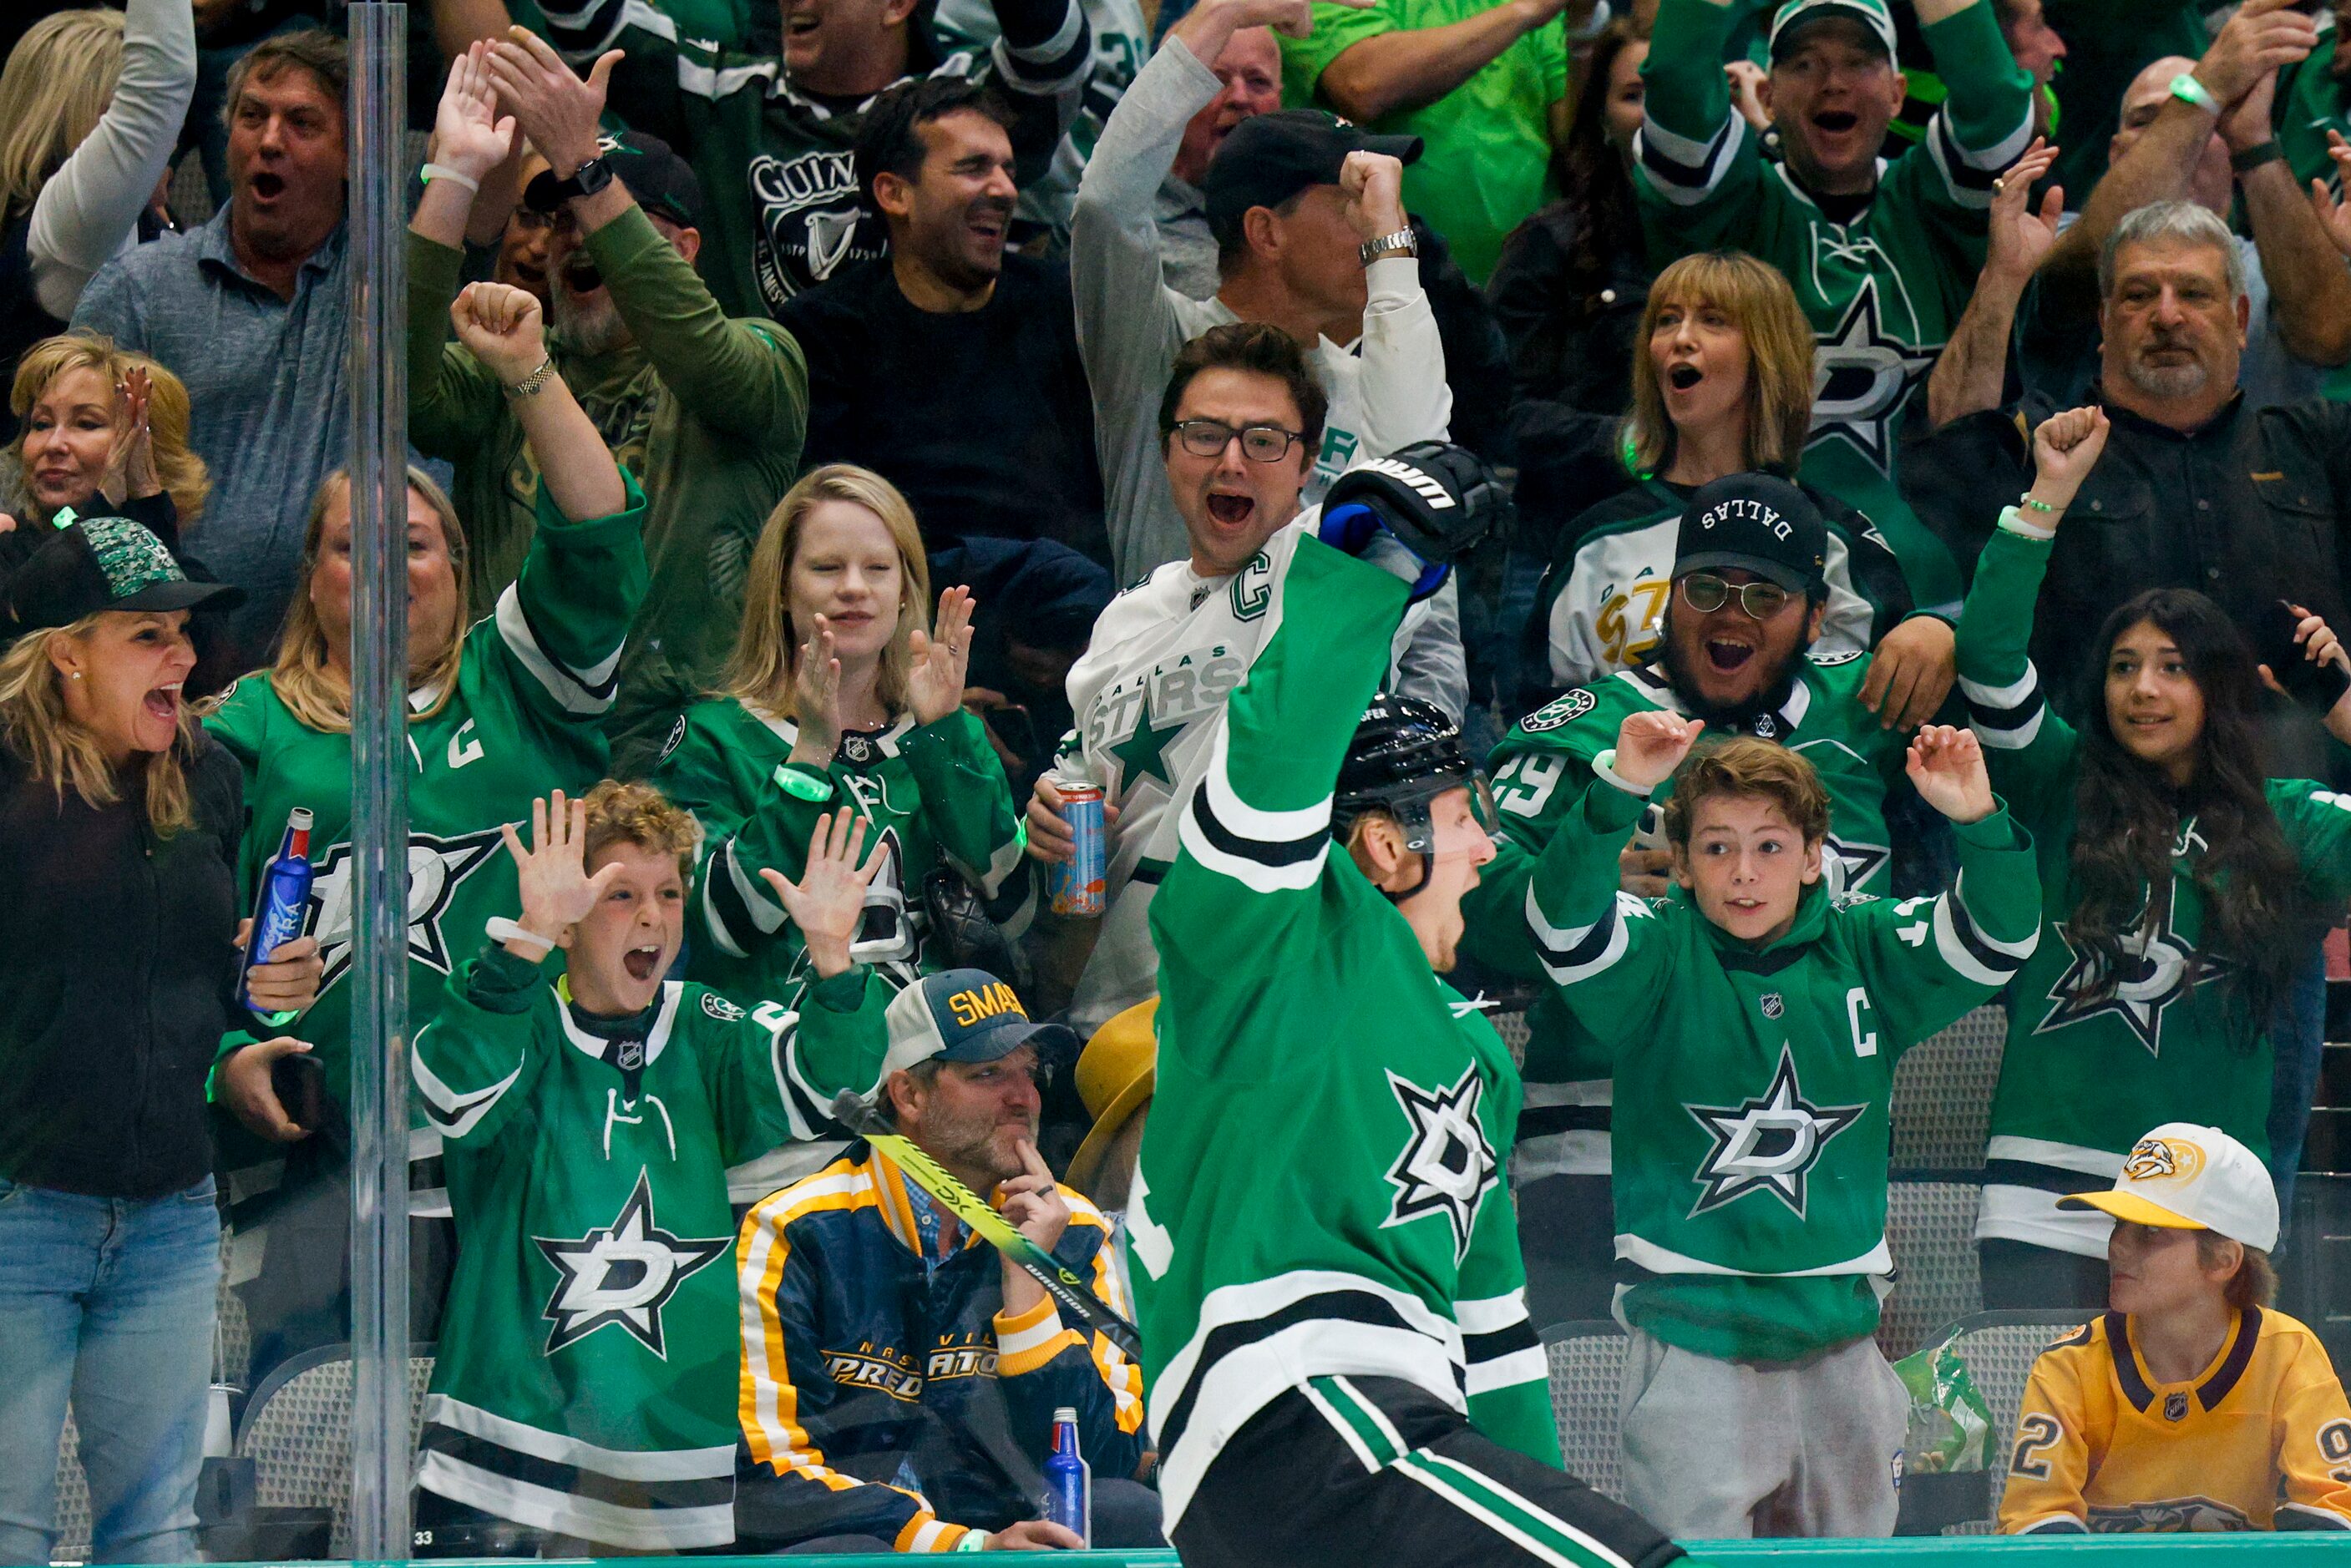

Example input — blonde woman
[8,333,208,533]
[202,280,646,1380]
[0,509,318,1565]
[654,464,1025,1004]
[1524,250,1953,728]
[0,1,195,428]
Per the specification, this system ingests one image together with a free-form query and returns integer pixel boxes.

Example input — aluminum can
[1046,779,1106,917]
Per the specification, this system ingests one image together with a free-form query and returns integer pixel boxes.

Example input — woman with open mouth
[0,500,322,1565]
[1957,405,2351,1316]
[1521,249,1953,731]
[199,278,649,1388]
[655,463,1026,1009]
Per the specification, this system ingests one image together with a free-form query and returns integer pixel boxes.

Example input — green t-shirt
[1279,0,1568,283]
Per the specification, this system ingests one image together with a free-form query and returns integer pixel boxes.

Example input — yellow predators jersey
[1999,1308,2351,1533]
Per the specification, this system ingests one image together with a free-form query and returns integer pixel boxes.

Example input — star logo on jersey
[1806,287,1939,477]
[2034,913,2231,1058]
[1685,1046,1867,1218]
[1381,1065,1500,1264]
[1825,835,1891,895]
[1107,686,1185,793]
[534,1171,731,1358]
[306,829,507,991]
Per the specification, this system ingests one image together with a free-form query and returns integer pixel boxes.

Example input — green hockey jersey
[1634,0,2034,609]
[1133,537,1556,1535]
[653,699,1026,1002]
[1464,650,1918,1185]
[205,477,647,1202]
[1956,524,2351,1257]
[1523,764,2039,1361]
[412,948,890,1549]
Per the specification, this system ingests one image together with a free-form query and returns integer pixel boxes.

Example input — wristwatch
[1358,227,1419,267]
[524,153,615,211]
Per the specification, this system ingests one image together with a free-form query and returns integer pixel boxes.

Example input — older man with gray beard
[406,38,809,772]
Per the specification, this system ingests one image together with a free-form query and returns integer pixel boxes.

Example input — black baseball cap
[2,513,242,642]
[1203,111,1423,246]
[1674,473,1827,595]
[526,129,706,231]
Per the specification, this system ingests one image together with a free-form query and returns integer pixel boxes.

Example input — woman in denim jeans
[0,508,319,1565]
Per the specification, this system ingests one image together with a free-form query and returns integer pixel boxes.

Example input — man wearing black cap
[406,38,811,772]
[1072,0,1454,584]
[1458,473,1933,1326]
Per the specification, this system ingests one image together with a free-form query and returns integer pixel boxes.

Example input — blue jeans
[0,1176,220,1565]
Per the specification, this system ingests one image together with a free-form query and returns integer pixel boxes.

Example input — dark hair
[853,74,1013,210]
[221,29,349,129]
[1212,188,1310,276]
[2194,1235,2278,1312]
[1552,19,1646,314]
[1157,322,1329,458]
[2067,589,2305,1032]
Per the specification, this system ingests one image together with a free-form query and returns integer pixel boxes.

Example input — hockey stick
[830,1091,1143,1358]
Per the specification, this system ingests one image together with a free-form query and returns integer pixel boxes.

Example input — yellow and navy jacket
[2000,1308,2351,1534]
[735,1141,1146,1550]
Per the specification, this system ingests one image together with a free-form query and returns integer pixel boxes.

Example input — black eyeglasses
[1168,419,1307,463]
[1679,573,1791,620]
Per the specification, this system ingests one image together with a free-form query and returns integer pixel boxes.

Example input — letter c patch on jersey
[1520,689,1597,734]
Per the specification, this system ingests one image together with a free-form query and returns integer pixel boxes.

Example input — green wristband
[2169,73,2219,115]
[772,763,833,802]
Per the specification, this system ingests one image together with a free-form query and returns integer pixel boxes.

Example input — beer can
[241,807,315,1020]
[1046,779,1107,918]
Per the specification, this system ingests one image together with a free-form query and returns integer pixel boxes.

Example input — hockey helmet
[1333,692,1492,855]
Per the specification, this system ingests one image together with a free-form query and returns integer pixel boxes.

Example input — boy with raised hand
[1525,713,2039,1538]
[2001,1123,2351,1534]
[408,786,891,1555]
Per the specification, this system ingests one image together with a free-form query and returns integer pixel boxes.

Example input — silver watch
[1358,227,1419,267]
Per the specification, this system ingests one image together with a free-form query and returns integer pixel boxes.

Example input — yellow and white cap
[2057,1124,2278,1253]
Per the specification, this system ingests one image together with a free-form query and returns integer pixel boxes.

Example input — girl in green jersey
[1955,406,2351,1308]
[655,463,1025,1004]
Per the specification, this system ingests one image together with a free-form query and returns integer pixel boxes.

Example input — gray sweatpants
[1617,1326,1908,1539]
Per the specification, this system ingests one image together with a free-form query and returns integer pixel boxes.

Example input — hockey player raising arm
[1953,406,2351,1311]
[409,784,892,1552]
[653,465,1026,1004]
[2001,1123,2351,1533]
[1525,711,2039,1537]
[1133,443,1683,1568]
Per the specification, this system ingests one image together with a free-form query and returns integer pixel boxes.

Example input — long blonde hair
[0,611,197,833]
[1626,251,1817,478]
[0,8,125,218]
[266,468,470,732]
[723,464,932,719]
[12,334,210,527]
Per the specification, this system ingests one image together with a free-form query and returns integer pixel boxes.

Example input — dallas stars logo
[535,1171,731,1357]
[2034,912,2229,1058]
[1685,1047,1867,1218]
[1381,1065,1500,1264]
[307,829,506,991]
[1807,286,1939,476]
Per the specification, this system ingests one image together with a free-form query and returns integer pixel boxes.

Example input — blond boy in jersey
[2000,1124,2351,1533]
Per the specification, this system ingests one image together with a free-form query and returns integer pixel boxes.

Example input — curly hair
[2065,590,2306,1035]
[581,778,702,884]
[1660,736,1829,847]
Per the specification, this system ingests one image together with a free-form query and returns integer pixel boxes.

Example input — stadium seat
[1492,1009,1530,1069]
[1888,1004,2006,1174]
[236,1343,437,1558]
[1900,1309,2100,1535]
[1540,1319,1627,1505]
[1879,1179,1986,1359]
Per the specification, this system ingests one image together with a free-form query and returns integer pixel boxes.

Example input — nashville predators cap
[2058,1124,2279,1253]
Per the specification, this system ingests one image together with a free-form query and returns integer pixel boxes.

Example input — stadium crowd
[8,0,2351,1558]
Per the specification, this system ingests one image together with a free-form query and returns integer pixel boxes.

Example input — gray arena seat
[1898,1310,2100,1535]
[1540,1319,1626,1505]
[236,1343,436,1558]
[1889,1004,2007,1173]
[1879,1180,1985,1359]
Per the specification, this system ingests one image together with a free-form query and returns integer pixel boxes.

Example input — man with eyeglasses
[1025,321,1467,1039]
[405,43,808,773]
[1457,473,1928,1325]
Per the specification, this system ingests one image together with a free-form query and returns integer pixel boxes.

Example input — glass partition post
[345,3,412,1558]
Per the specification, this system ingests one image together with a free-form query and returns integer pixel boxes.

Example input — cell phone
[2257,599,2351,712]
[269,1051,327,1136]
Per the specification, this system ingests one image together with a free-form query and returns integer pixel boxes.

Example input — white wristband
[422,162,482,195]
[486,916,555,957]
[1996,503,2058,542]
[1592,748,1658,797]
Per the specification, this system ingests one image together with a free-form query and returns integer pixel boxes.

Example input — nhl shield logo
[841,732,876,765]
[1761,993,1786,1019]
[616,1039,645,1072]
[2163,1392,2189,1423]
[1752,713,1778,739]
